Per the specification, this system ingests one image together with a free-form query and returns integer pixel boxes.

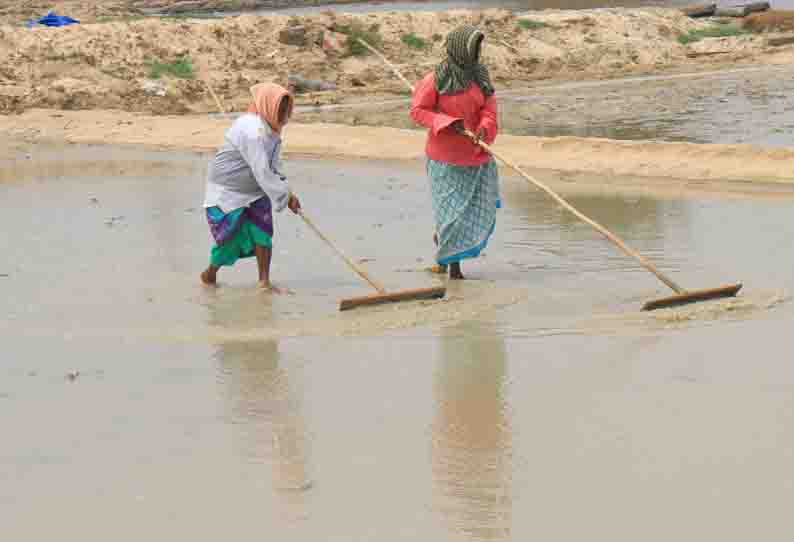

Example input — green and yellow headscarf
[435,25,494,97]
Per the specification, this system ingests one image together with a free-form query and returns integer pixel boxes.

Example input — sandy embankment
[2,109,792,193]
[2,8,794,114]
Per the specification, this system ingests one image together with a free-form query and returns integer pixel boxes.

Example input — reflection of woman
[431,322,512,540]
[411,25,501,280]
[213,334,312,517]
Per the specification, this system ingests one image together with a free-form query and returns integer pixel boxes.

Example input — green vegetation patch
[677,24,748,44]
[401,33,429,49]
[147,56,195,80]
[95,15,147,23]
[518,19,548,30]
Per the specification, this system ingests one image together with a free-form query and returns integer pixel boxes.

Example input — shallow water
[297,65,794,147]
[3,145,794,540]
[247,0,692,16]
[244,0,794,16]
[503,66,794,146]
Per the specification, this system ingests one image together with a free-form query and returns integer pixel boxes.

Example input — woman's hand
[287,194,301,214]
[449,119,465,134]
[448,121,486,144]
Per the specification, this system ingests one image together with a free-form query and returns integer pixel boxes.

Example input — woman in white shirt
[201,83,301,292]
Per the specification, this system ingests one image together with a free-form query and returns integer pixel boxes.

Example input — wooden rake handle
[298,210,387,294]
[465,131,685,294]
[358,39,416,92]
[357,36,685,295]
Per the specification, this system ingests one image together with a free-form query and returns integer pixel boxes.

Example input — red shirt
[410,73,498,166]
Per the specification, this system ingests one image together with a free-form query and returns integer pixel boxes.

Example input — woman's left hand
[472,127,488,145]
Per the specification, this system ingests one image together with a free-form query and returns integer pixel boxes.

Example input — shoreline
[2,6,792,198]
[2,109,792,200]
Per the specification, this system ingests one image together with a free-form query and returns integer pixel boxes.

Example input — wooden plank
[743,1,772,13]
[339,286,446,311]
[682,3,716,18]
[767,35,794,47]
[715,1,770,17]
[715,6,750,17]
[641,283,742,311]
[686,50,732,57]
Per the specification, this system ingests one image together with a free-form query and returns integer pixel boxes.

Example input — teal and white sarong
[428,158,500,265]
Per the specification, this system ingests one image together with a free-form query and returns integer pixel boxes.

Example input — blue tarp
[27,11,80,28]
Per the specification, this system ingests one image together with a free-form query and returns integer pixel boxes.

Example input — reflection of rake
[359,38,742,311]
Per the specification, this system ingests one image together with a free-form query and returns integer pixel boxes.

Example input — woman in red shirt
[410,25,500,280]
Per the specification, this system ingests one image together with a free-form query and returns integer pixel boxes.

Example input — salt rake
[469,137,742,311]
[358,38,742,312]
[299,211,446,311]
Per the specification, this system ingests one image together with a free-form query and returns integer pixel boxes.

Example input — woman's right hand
[288,194,301,214]
[449,119,465,135]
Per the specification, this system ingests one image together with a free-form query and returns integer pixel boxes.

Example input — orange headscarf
[247,83,293,134]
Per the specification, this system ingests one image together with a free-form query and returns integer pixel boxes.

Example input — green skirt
[210,221,273,267]
[207,202,274,267]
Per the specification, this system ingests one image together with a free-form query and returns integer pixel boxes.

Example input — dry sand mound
[0,0,135,25]
[1,8,784,115]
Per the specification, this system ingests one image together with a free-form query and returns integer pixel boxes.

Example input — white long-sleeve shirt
[203,113,291,213]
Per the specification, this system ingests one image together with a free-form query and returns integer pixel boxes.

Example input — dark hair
[278,95,293,121]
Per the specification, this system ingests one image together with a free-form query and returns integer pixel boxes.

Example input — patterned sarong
[428,158,500,265]
[206,196,273,267]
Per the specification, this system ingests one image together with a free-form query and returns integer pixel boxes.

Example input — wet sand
[3,144,794,540]
[2,110,794,188]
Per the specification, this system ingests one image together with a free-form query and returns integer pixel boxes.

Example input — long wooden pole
[357,39,416,93]
[204,78,226,114]
[299,210,388,294]
[358,37,686,295]
[468,133,684,293]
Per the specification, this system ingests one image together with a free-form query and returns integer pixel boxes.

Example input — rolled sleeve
[476,94,499,145]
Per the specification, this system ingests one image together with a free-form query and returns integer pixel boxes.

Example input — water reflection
[507,180,693,237]
[498,184,693,282]
[216,340,311,483]
[560,194,664,236]
[432,321,512,540]
[209,299,313,519]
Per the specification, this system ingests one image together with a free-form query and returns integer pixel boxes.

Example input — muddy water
[297,65,794,147]
[3,145,794,540]
[502,66,794,146]
[247,0,694,16]
[240,0,794,17]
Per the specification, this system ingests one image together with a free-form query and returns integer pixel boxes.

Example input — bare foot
[200,269,217,286]
[258,281,293,295]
